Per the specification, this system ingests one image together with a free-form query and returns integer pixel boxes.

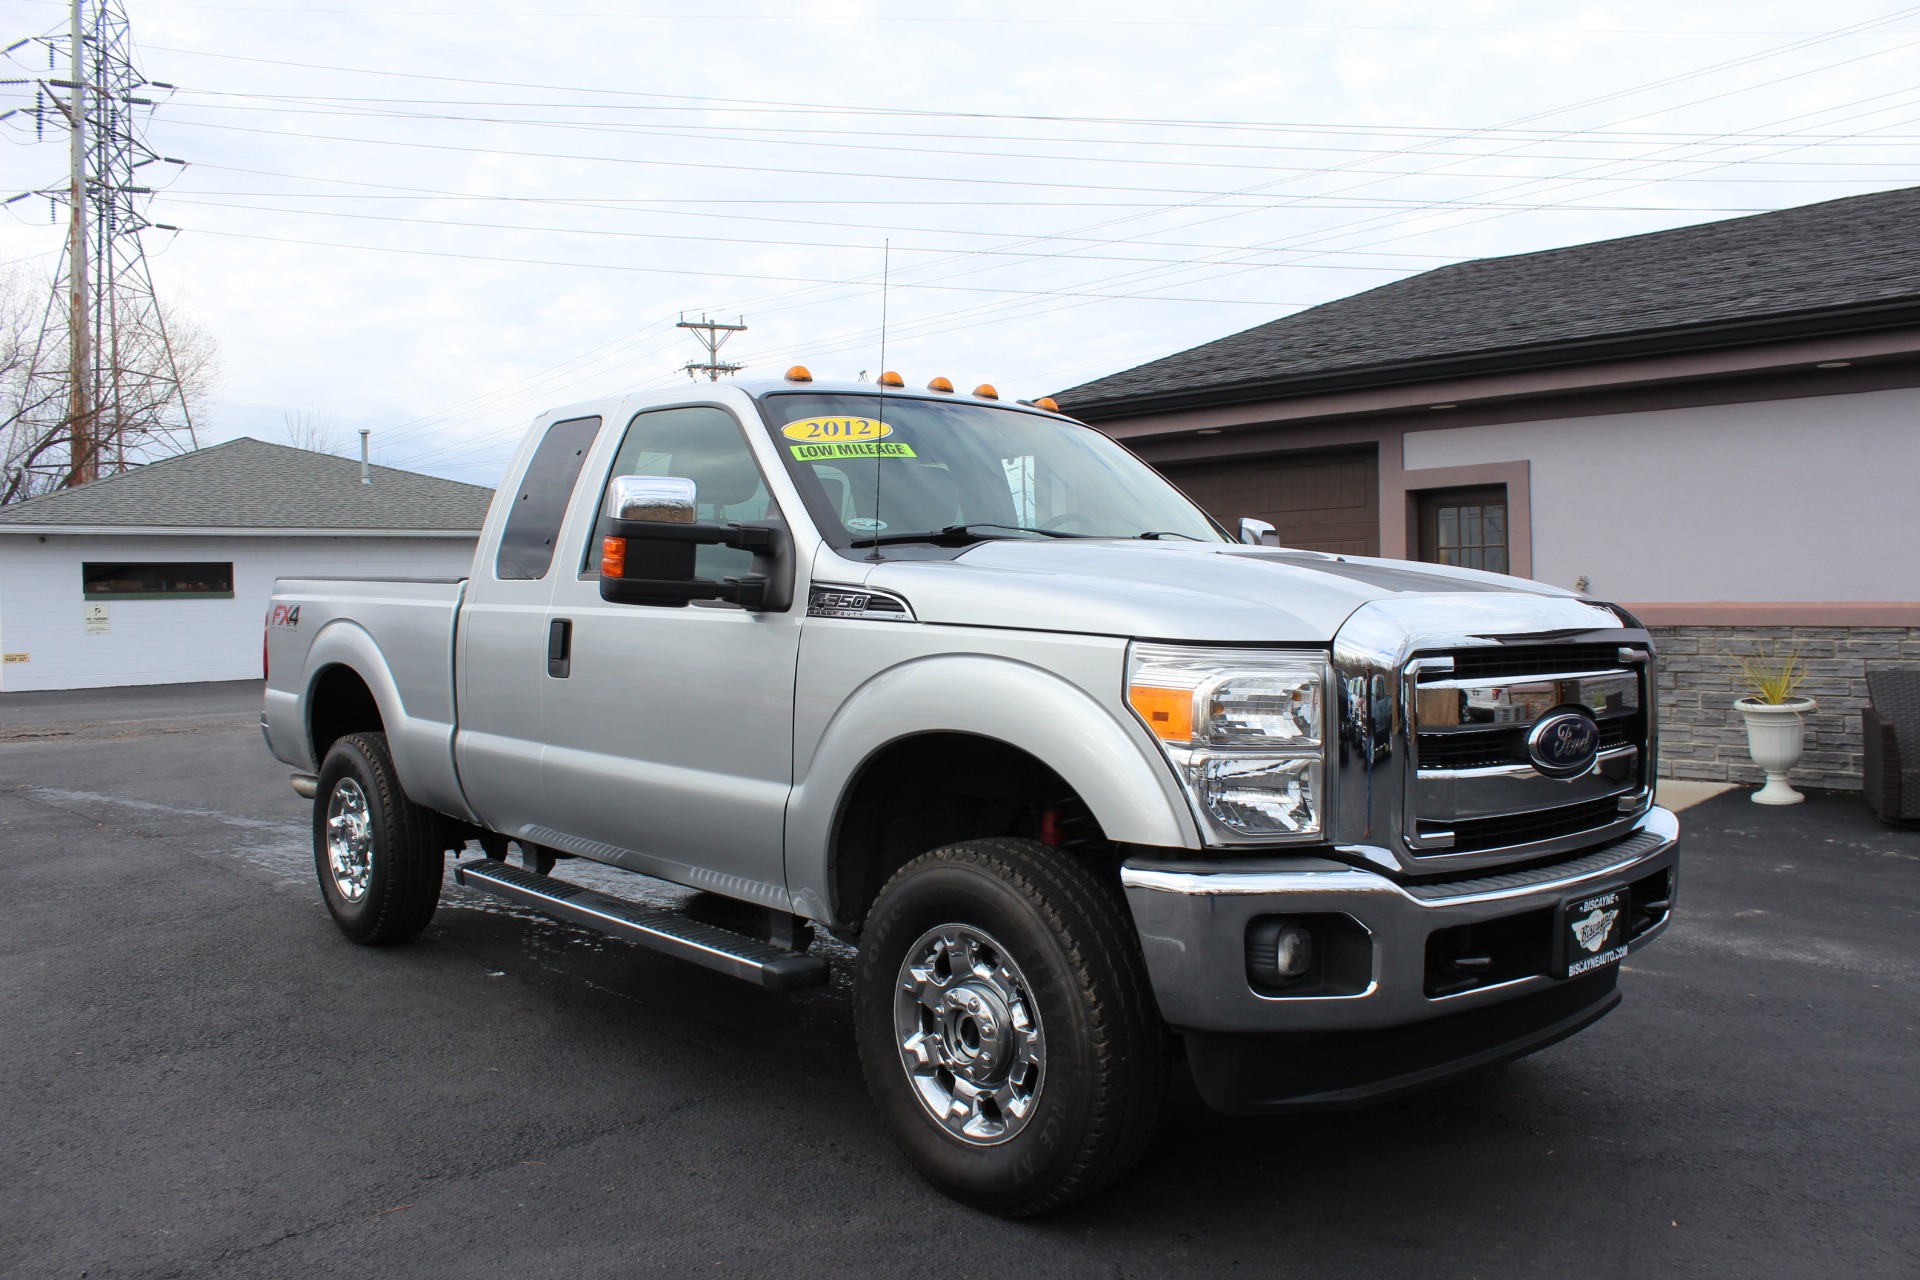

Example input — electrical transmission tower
[1,0,199,501]
[676,314,747,381]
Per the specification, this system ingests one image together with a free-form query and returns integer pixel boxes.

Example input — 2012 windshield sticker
[789,440,917,461]
[782,416,892,442]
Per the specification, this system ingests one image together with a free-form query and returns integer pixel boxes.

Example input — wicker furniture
[1863,668,1920,825]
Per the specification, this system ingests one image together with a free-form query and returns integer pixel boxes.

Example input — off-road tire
[854,838,1168,1216]
[313,731,443,944]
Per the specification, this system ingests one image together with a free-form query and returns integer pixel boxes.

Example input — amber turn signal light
[601,536,627,578]
[1035,396,1061,412]
[876,370,905,388]
[927,376,954,392]
[784,365,813,382]
[1127,686,1193,742]
[973,384,998,399]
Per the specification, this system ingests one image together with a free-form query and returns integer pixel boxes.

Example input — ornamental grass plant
[1729,645,1809,705]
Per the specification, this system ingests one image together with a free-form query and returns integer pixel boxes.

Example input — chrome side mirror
[1239,517,1276,546]
[607,474,697,523]
[599,473,790,611]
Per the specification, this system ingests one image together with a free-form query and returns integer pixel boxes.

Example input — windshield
[758,392,1226,548]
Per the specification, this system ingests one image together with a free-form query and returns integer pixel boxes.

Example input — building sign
[85,602,111,635]
[2,653,27,664]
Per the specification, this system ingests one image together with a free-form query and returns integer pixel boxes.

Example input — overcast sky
[4,0,1918,487]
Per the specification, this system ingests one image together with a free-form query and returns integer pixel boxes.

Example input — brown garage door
[1160,446,1379,555]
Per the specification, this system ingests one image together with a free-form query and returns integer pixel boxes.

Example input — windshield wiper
[848,522,1091,548]
[1136,530,1204,541]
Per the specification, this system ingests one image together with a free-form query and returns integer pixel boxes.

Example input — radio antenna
[868,238,890,562]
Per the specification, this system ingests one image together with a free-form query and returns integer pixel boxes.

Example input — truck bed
[262,576,473,822]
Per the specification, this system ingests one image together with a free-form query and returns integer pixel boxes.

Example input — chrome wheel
[894,924,1045,1145]
[324,777,374,903]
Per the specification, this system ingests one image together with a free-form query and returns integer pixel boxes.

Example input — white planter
[1735,697,1816,805]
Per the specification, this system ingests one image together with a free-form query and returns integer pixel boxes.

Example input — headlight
[1127,643,1329,843]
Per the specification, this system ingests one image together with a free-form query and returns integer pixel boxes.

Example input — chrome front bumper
[1119,806,1679,1036]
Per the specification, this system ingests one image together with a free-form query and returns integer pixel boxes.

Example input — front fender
[301,619,475,822]
[783,651,1199,925]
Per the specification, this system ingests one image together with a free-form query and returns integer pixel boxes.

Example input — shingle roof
[1058,185,1920,418]
[0,437,493,531]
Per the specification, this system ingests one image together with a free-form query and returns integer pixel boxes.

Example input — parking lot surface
[2,685,1915,1278]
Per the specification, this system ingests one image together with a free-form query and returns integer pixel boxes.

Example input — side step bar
[453,859,828,992]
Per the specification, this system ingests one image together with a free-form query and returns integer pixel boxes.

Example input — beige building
[1057,186,1920,790]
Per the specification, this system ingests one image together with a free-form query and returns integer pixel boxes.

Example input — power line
[140,96,1920,176]
[151,91,1920,149]
[136,115,1834,204]
[120,37,1920,137]
[172,226,1317,305]
[7,2,1913,36]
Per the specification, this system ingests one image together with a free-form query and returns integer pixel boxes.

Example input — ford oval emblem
[1527,710,1602,777]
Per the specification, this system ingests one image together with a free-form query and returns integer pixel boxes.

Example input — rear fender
[301,619,475,822]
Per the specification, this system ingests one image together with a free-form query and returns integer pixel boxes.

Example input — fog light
[1247,917,1315,987]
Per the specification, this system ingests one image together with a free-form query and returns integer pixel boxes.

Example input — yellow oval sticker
[782,416,892,443]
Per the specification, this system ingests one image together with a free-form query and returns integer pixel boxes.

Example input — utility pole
[676,313,746,381]
[65,0,91,486]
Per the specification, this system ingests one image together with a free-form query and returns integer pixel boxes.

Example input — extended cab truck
[262,374,1679,1215]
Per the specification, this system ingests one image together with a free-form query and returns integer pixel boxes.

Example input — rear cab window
[495,416,602,580]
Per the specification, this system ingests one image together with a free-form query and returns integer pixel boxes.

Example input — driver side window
[584,406,775,582]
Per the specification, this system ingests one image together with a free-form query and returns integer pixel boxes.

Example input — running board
[452,859,828,992]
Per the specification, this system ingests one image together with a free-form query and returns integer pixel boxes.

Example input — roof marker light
[785,365,813,382]
[877,370,905,388]
[926,376,954,393]
[1034,397,1061,412]
[973,384,998,399]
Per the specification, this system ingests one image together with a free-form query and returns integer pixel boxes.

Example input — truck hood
[860,540,1598,642]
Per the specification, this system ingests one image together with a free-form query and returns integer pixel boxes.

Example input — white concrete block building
[1056,186,1920,789]
[0,438,489,692]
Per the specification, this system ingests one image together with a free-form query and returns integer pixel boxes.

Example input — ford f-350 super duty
[262,372,1678,1215]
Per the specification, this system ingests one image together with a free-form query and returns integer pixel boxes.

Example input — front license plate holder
[1556,885,1630,980]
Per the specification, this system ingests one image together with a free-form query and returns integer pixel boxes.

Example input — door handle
[547,618,572,678]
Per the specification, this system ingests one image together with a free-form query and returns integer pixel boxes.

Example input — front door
[538,404,802,907]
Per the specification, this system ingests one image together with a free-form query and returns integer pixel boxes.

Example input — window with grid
[1417,486,1508,574]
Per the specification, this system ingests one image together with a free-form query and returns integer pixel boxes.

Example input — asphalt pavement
[1,685,1915,1278]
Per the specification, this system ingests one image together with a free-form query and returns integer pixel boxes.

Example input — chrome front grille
[1403,648,1652,859]
[1329,594,1659,876]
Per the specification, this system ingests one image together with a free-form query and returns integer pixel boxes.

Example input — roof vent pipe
[359,430,371,485]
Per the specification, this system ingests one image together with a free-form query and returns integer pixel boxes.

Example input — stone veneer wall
[1649,625,1920,790]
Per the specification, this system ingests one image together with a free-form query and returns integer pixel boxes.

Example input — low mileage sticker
[789,440,917,461]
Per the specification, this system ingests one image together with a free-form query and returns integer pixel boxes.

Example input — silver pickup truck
[263,373,1678,1215]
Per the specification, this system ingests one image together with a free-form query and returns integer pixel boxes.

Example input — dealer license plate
[1557,886,1630,980]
